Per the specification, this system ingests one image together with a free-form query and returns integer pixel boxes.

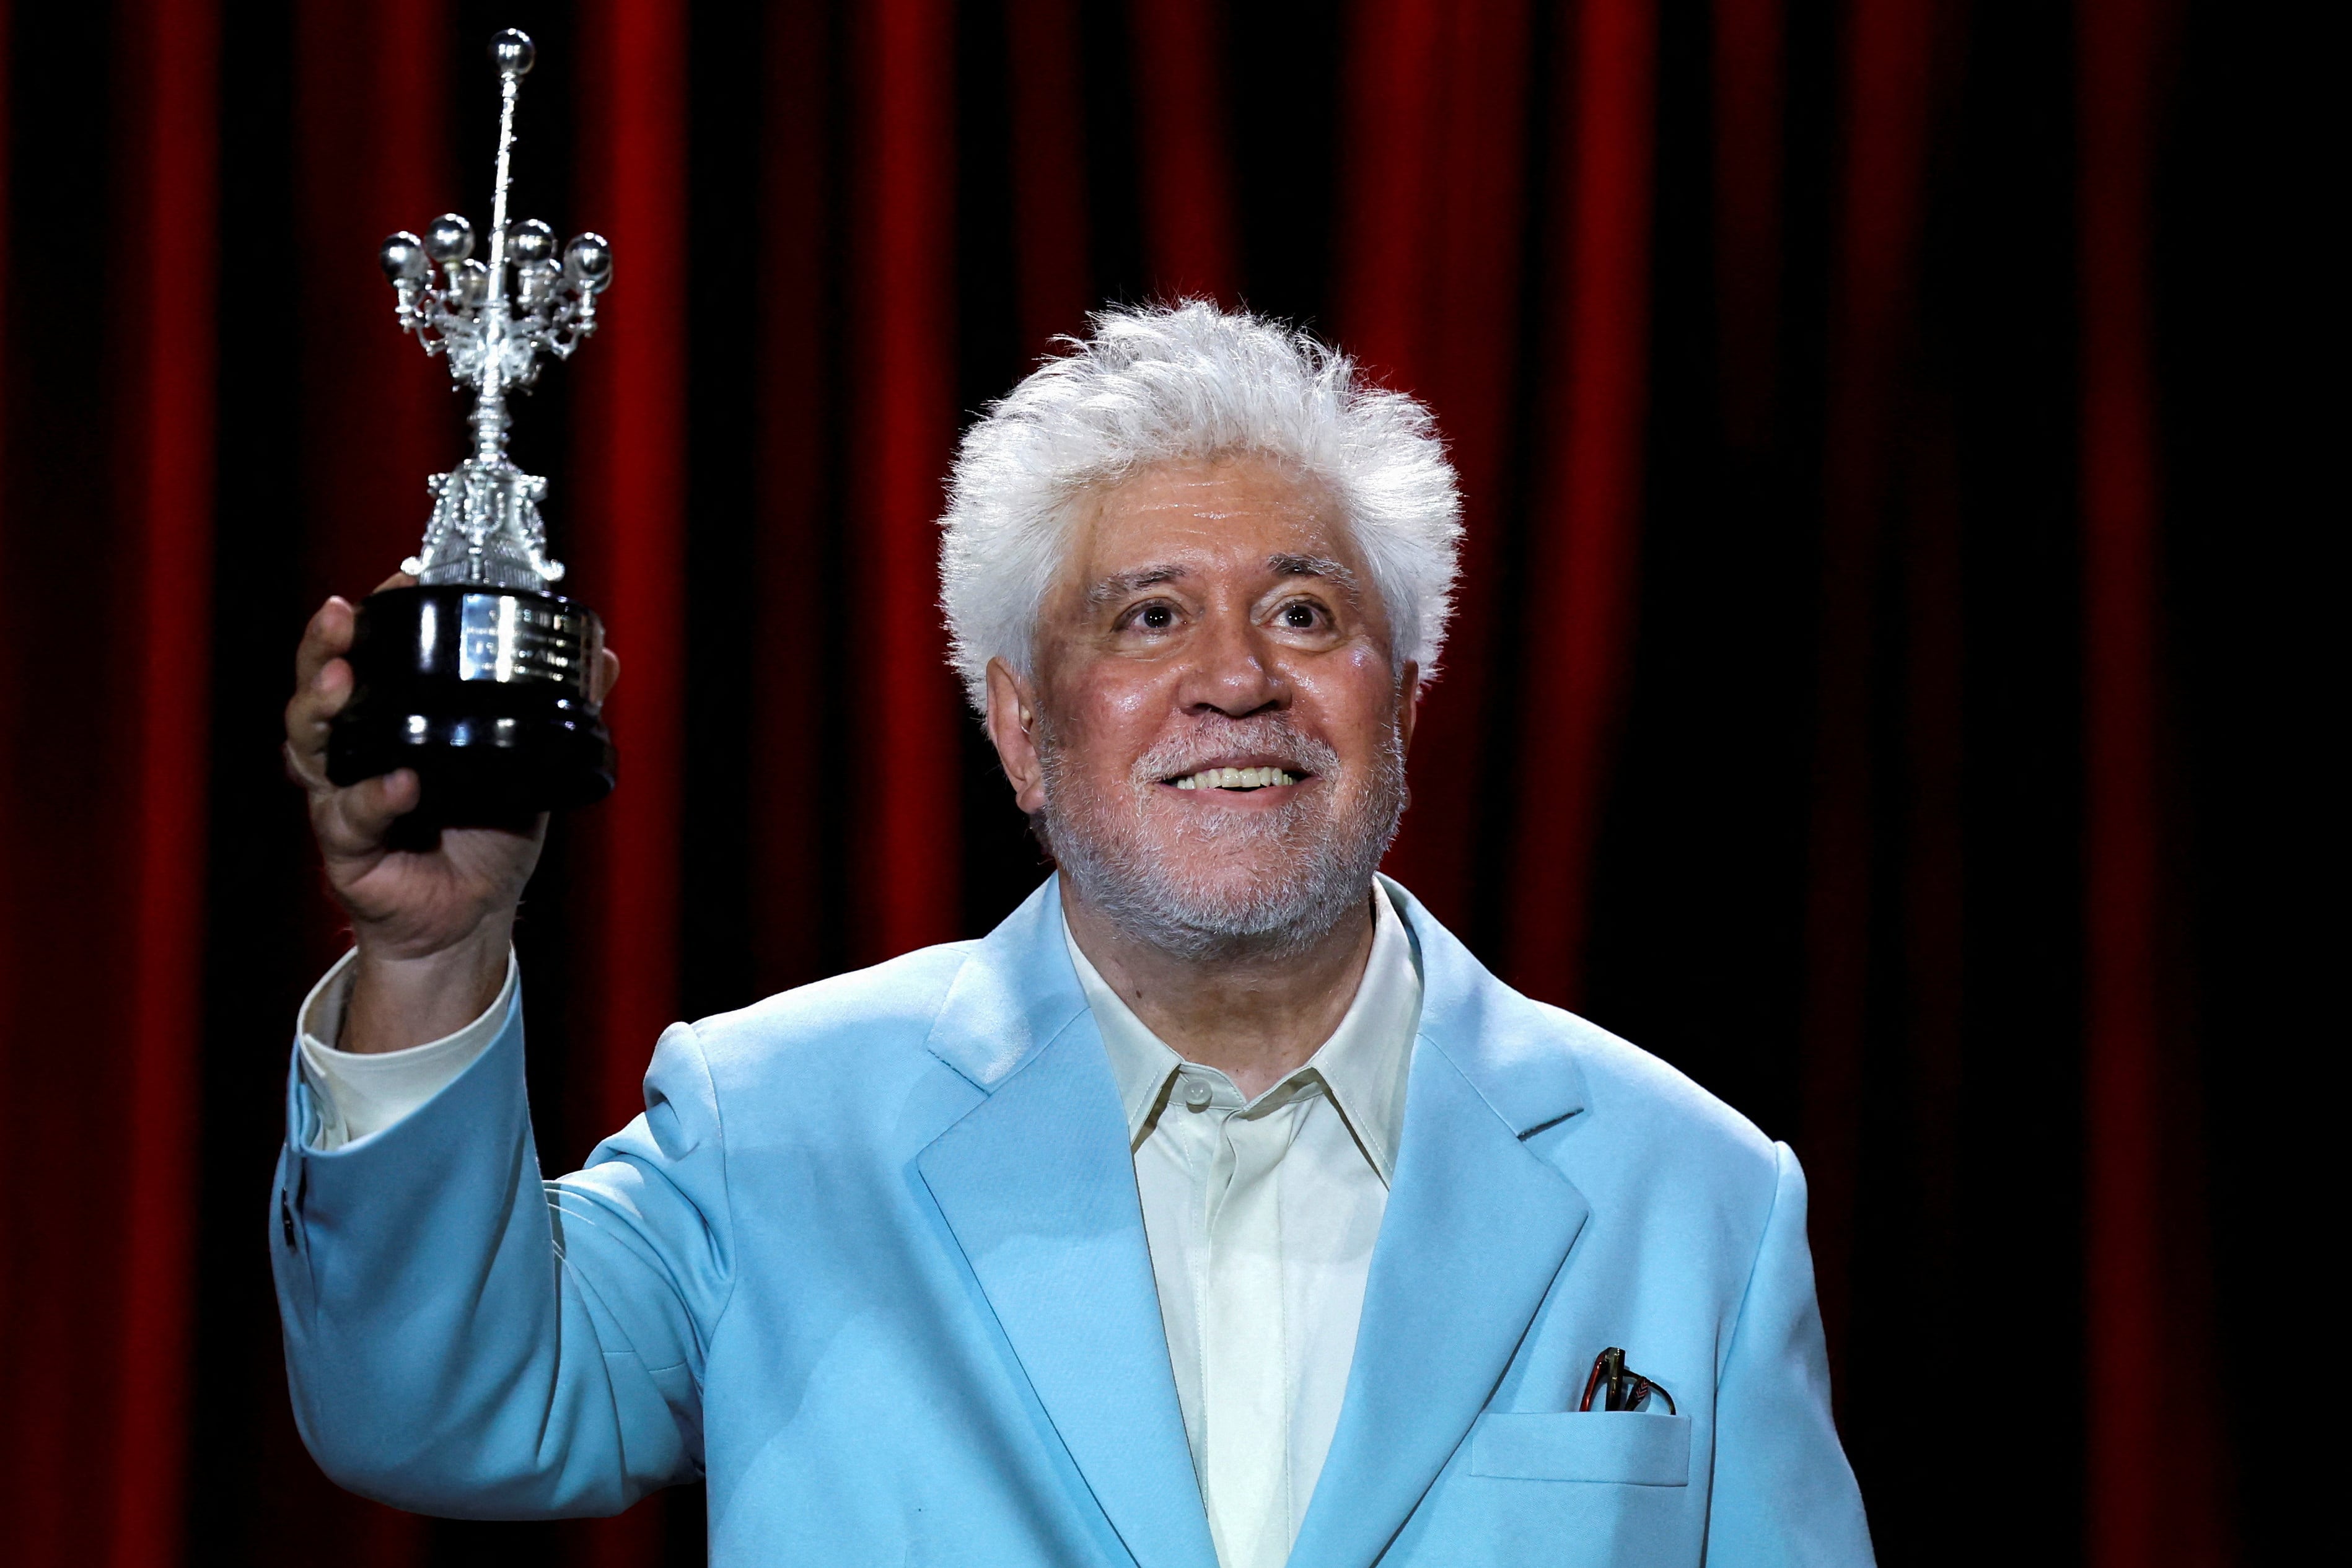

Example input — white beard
[1037,712,1408,963]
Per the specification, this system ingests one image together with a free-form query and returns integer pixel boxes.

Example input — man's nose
[1178,609,1285,717]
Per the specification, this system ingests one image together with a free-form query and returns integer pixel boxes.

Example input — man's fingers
[293,572,410,692]
[294,596,355,691]
[594,647,620,704]
[318,768,421,852]
[284,652,354,778]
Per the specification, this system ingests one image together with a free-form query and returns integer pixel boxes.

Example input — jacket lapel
[917,882,1218,1568]
[1288,882,1594,1568]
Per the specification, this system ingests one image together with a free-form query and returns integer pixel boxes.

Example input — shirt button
[1182,1079,1213,1111]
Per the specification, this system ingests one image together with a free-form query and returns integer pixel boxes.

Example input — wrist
[343,918,514,1055]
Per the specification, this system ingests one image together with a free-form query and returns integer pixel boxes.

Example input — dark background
[0,0,2319,1564]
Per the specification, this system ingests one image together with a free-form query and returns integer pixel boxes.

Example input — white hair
[937,300,1463,712]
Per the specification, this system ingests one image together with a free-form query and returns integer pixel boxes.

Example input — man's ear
[984,657,1048,815]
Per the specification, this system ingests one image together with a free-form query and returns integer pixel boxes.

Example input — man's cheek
[1048,677,1144,752]
[1097,677,1178,736]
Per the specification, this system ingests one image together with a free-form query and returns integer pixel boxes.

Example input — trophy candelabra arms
[327,28,618,817]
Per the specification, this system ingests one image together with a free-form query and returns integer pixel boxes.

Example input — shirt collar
[1060,880,1424,1183]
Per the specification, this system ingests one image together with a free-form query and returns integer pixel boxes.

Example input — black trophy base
[327,584,615,818]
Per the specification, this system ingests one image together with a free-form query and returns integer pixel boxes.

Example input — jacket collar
[1286,878,1594,1568]
[1379,875,1589,1136]
[918,877,1593,1568]
[921,875,1588,1139]
[917,880,1218,1568]
[919,877,1093,1092]
[1064,879,1423,1180]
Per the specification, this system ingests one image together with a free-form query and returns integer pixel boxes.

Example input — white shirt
[296,948,517,1149]
[294,886,1423,1568]
[1063,887,1421,1568]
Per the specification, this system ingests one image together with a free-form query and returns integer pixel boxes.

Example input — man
[276,303,1871,1566]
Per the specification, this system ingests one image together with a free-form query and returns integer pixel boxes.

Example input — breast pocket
[1468,1412,1691,1487]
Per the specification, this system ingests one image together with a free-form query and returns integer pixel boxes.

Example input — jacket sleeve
[270,981,734,1518]
[1704,1143,1876,1566]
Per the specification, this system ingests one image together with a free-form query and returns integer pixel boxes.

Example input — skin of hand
[985,455,1421,1098]
[283,571,620,1054]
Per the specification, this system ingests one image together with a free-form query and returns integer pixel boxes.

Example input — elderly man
[275,304,1871,1566]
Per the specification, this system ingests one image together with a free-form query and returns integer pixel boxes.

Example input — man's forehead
[1082,553,1361,607]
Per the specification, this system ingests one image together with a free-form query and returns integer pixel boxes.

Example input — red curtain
[0,0,219,1561]
[0,1,2292,1563]
[2075,1,2226,1563]
[110,3,216,1564]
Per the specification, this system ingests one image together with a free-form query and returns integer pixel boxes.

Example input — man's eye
[1279,602,1322,629]
[1137,603,1175,631]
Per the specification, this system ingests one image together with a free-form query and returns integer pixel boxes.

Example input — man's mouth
[1165,765,1304,792]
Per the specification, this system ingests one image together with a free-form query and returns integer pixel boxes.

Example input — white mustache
[1128,719,1342,787]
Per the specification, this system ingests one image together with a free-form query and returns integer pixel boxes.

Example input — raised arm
[274,587,696,1515]
[272,999,731,1514]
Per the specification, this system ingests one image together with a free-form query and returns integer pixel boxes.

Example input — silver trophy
[327,27,617,815]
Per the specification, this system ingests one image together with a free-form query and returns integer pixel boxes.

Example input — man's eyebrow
[1267,553,1360,594]
[1085,564,1193,606]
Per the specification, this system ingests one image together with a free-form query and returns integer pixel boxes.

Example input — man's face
[986,455,1419,958]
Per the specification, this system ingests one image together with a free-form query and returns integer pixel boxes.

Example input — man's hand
[283,573,619,1053]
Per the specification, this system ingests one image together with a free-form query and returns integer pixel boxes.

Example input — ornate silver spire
[377,28,613,590]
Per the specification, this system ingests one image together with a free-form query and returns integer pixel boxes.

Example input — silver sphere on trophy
[327,27,618,815]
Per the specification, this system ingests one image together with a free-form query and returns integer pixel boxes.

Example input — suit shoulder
[1523,995,1778,1180]
[682,940,979,1078]
[1398,883,1776,1192]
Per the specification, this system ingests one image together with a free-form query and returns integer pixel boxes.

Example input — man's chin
[1066,847,1370,958]
[1124,843,1313,903]
[1138,789,1313,836]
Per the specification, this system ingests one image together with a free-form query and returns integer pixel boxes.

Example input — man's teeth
[1171,766,1300,791]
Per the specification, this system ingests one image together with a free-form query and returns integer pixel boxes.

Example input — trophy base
[327,584,615,817]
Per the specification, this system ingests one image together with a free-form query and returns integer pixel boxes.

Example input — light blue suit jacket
[273,877,1872,1565]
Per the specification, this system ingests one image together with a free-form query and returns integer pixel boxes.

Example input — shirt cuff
[296,948,518,1151]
